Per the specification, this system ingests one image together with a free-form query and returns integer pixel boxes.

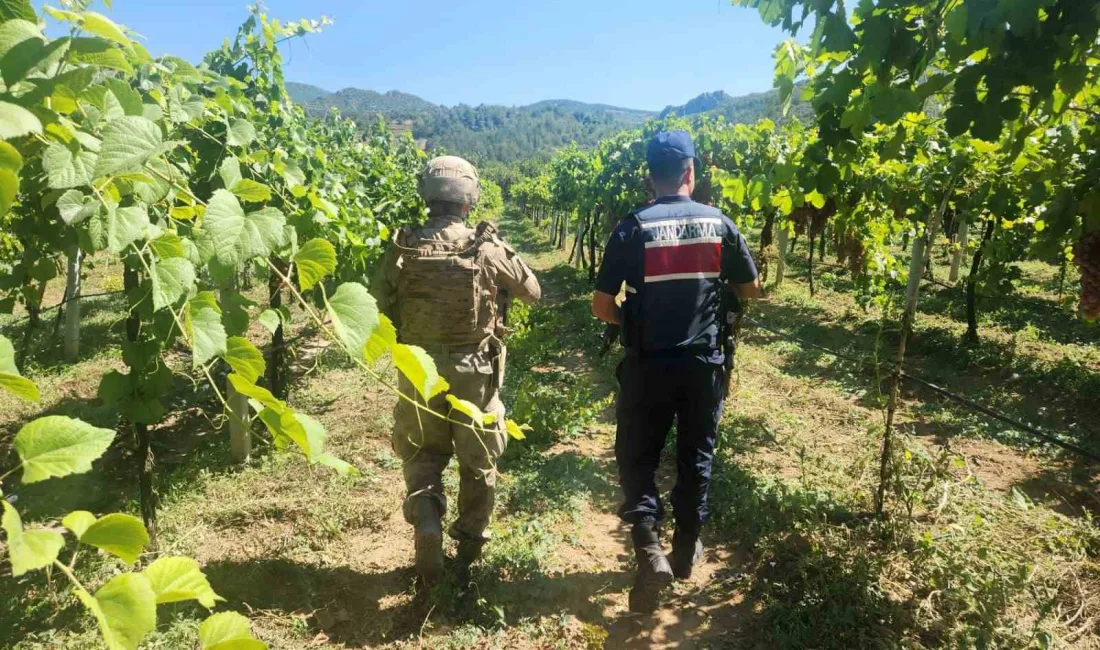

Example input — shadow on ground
[748,298,1100,457]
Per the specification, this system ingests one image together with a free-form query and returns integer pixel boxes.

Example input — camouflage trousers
[392,348,508,543]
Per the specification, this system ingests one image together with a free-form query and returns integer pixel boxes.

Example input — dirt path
[485,226,751,649]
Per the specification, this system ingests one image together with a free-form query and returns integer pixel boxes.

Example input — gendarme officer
[591,131,760,613]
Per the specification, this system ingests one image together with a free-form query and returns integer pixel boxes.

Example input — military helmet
[418,155,480,204]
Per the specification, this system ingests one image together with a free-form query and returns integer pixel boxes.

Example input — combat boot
[669,530,704,581]
[628,519,673,613]
[411,499,443,584]
[454,538,485,584]
[456,538,485,566]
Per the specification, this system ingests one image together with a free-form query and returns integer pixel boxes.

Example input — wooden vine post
[876,182,955,516]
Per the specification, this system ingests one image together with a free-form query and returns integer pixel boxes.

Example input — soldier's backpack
[393,223,498,348]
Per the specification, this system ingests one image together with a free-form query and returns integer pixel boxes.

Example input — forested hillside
[660,86,813,122]
[287,83,812,162]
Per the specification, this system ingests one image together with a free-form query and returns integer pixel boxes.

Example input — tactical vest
[394,222,498,349]
[621,198,729,358]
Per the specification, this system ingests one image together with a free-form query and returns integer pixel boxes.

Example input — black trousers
[614,354,725,535]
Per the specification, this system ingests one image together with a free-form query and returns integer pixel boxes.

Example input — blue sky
[69,0,796,111]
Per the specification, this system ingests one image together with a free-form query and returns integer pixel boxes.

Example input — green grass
[1,213,1098,649]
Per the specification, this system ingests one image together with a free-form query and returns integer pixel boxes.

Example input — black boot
[456,538,485,566]
[628,519,673,613]
[412,499,443,584]
[669,530,704,580]
[454,538,485,584]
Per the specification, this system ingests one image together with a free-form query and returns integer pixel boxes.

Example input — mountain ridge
[285,82,812,162]
[287,82,652,115]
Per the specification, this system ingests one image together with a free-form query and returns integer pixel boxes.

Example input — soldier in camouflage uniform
[373,156,541,584]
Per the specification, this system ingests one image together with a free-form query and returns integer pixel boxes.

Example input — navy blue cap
[646,130,698,170]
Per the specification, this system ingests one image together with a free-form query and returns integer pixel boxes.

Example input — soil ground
[1,214,1098,649]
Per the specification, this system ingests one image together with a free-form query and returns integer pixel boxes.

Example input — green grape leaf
[281,162,305,192]
[97,370,128,407]
[239,207,286,259]
[0,100,42,139]
[218,156,242,188]
[101,89,125,121]
[169,205,196,221]
[224,337,264,384]
[0,19,48,86]
[0,167,17,215]
[293,412,327,459]
[77,573,156,650]
[2,501,65,576]
[0,18,41,58]
[68,36,132,73]
[188,304,227,369]
[150,257,195,312]
[62,510,97,538]
[56,189,98,225]
[149,232,186,259]
[393,344,449,400]
[364,313,397,363]
[325,283,379,358]
[227,373,283,411]
[106,204,149,255]
[294,238,336,291]
[230,179,271,203]
[0,371,37,400]
[79,513,148,564]
[805,190,826,209]
[201,189,246,268]
[103,78,143,116]
[13,415,115,483]
[189,291,221,314]
[143,556,221,608]
[256,309,281,335]
[43,142,97,189]
[316,453,358,477]
[94,116,162,178]
[505,420,530,441]
[446,394,490,426]
[257,407,323,460]
[199,612,257,648]
[0,0,37,22]
[226,118,256,147]
[0,334,40,401]
[719,174,746,205]
[78,12,131,48]
[770,189,793,215]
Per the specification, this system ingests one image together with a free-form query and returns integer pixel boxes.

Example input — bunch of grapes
[791,206,813,235]
[1075,230,1100,320]
[760,216,774,250]
[810,198,836,238]
[836,231,866,275]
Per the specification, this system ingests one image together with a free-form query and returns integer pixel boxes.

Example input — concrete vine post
[221,281,251,462]
[775,224,789,288]
[949,219,969,284]
[63,246,82,361]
